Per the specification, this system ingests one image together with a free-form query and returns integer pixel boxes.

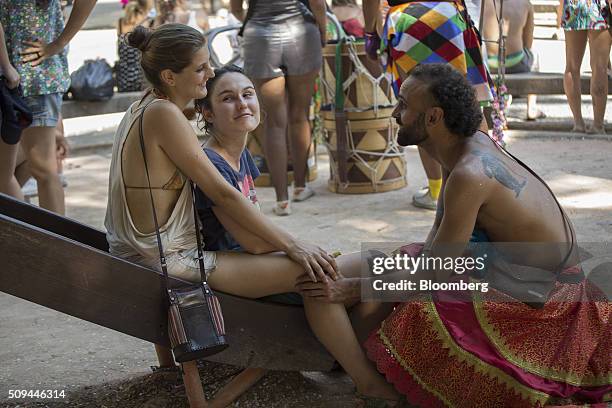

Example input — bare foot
[356,382,401,407]
[571,123,586,133]
[355,393,400,407]
[586,125,606,135]
[526,109,546,121]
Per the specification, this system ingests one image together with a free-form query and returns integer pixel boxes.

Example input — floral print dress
[0,0,70,97]
[561,0,611,30]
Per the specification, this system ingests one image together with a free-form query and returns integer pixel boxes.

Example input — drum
[320,41,394,113]
[322,109,406,193]
[247,125,317,188]
[320,40,406,194]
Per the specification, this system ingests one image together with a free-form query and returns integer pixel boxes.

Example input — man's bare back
[392,64,573,271]
[441,131,573,268]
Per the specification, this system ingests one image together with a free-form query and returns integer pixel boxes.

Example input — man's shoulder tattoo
[472,150,527,197]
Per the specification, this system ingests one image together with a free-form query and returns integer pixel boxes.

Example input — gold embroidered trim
[473,294,612,387]
[378,297,551,407]
[378,323,454,407]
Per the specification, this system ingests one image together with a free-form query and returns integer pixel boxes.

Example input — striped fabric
[168,304,188,347]
[207,294,226,336]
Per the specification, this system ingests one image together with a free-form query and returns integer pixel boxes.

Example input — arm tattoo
[473,150,527,197]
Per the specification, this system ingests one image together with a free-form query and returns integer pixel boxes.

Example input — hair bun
[127,25,152,52]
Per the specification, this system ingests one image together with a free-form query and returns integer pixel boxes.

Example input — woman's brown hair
[127,23,206,92]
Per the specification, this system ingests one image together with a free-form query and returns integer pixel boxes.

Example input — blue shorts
[23,93,62,128]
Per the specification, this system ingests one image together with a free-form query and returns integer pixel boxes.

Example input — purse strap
[483,132,576,274]
[189,180,208,284]
[137,100,208,296]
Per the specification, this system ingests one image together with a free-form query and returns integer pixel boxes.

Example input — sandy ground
[1,135,611,407]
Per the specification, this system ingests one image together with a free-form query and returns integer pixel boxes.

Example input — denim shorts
[167,247,218,283]
[23,93,63,128]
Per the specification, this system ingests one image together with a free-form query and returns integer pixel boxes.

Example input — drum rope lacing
[322,39,405,192]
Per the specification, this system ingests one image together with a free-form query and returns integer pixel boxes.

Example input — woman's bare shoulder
[142,99,186,126]
[141,100,199,152]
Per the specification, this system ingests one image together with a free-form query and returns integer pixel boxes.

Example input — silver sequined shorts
[241,17,323,79]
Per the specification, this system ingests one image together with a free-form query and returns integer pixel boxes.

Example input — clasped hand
[285,240,339,283]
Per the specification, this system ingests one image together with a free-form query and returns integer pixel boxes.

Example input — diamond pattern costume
[380,1,493,104]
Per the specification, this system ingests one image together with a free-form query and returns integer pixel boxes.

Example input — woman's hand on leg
[285,240,339,282]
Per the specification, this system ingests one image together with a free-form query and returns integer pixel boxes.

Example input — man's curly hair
[408,64,483,138]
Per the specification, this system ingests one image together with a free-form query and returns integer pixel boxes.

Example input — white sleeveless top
[104,99,198,273]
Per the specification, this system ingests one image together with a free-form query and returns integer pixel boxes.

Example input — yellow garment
[428,178,442,200]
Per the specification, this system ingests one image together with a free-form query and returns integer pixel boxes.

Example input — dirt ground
[1,135,611,407]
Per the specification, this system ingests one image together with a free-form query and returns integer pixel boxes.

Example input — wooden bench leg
[183,360,208,408]
[152,346,265,407]
[154,344,176,368]
[208,368,266,408]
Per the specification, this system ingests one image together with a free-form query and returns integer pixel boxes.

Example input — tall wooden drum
[322,110,406,193]
[320,41,407,194]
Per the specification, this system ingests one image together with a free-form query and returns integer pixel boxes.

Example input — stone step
[532,0,560,13]
[504,72,612,95]
[61,91,143,119]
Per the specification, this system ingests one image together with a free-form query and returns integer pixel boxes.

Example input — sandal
[292,185,315,202]
[273,200,292,216]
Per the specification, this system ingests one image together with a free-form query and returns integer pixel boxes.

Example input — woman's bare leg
[587,29,612,133]
[14,145,31,187]
[0,140,23,199]
[206,252,399,401]
[563,30,588,132]
[20,126,65,214]
[253,76,289,202]
[286,70,318,189]
[326,252,397,344]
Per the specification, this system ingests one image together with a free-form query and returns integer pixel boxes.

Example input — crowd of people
[1,0,611,407]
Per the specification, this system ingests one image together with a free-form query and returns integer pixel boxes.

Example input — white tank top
[104,99,197,271]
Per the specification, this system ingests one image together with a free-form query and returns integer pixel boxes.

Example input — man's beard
[396,113,428,146]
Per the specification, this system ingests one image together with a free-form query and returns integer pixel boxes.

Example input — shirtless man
[482,0,543,120]
[298,64,610,407]
[299,62,573,303]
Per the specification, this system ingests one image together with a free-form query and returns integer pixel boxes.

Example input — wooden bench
[0,193,334,406]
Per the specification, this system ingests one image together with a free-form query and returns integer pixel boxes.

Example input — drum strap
[334,37,349,184]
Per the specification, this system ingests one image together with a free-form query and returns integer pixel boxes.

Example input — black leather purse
[138,100,229,363]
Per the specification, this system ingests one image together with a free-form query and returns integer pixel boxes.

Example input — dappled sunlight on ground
[548,174,612,210]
